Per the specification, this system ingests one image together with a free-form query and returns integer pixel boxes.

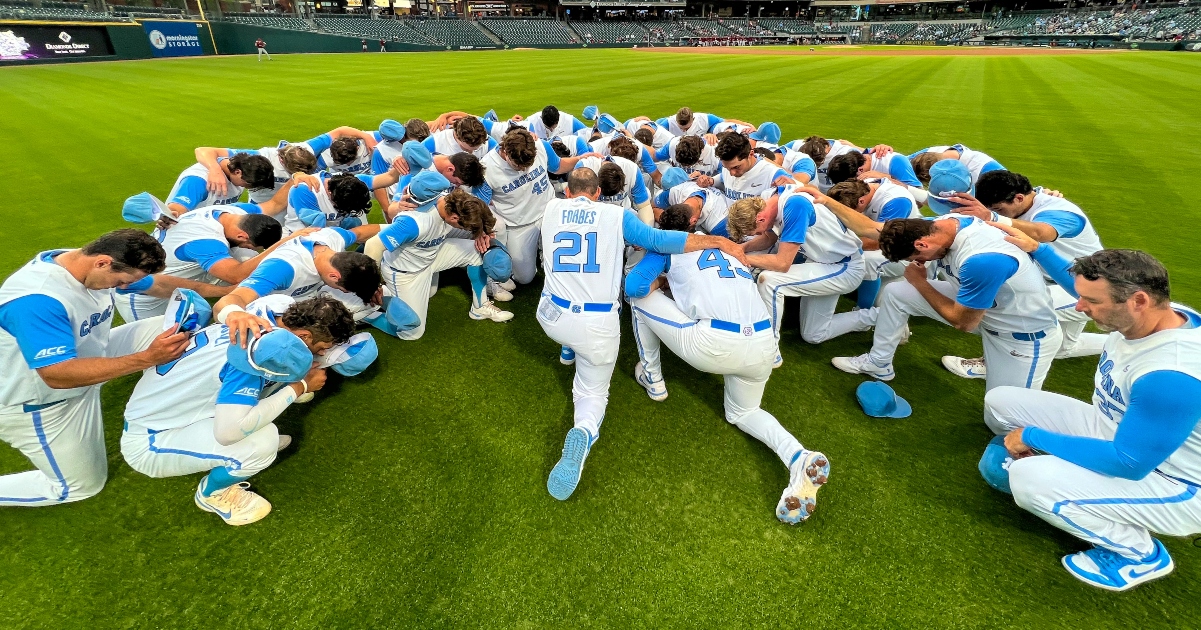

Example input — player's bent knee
[982,387,1023,433]
[1007,458,1054,513]
[801,329,830,345]
[64,474,107,503]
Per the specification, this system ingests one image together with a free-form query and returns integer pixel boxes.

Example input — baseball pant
[495,221,541,285]
[1049,283,1107,359]
[0,316,163,506]
[122,418,279,480]
[757,256,866,344]
[985,387,1201,560]
[384,240,483,340]
[869,280,1062,391]
[537,295,620,440]
[630,291,802,466]
[116,292,169,323]
[257,47,271,60]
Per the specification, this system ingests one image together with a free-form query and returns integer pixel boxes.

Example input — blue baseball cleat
[560,346,575,366]
[547,427,594,501]
[1062,539,1174,592]
[776,450,830,525]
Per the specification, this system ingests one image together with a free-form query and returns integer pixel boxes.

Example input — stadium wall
[207,22,442,54]
[0,21,215,65]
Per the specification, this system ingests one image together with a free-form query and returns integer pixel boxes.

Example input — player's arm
[369,159,409,190]
[329,126,376,148]
[167,174,210,218]
[744,195,803,272]
[194,147,234,197]
[543,141,593,174]
[911,252,1019,332]
[988,221,1079,298]
[252,178,298,217]
[624,252,670,299]
[0,294,187,389]
[214,255,302,346]
[201,228,317,285]
[805,185,883,240]
[212,367,327,446]
[621,213,749,267]
[114,273,231,300]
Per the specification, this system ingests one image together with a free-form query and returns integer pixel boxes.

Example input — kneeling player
[626,205,830,524]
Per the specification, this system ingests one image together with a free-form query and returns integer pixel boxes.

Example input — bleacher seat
[480,18,577,45]
[222,13,312,31]
[313,16,432,45]
[404,18,495,47]
[569,20,647,44]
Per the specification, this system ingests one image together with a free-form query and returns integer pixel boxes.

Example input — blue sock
[202,467,243,497]
[364,311,401,336]
[856,278,881,310]
[466,265,487,307]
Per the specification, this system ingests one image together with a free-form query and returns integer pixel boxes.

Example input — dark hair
[799,135,830,164]
[82,229,166,273]
[1072,249,1171,305]
[659,204,694,232]
[753,147,777,162]
[567,167,599,196]
[541,105,560,129]
[879,218,936,262]
[329,251,382,304]
[327,174,372,214]
[675,136,704,167]
[404,118,430,143]
[443,188,495,238]
[826,180,870,210]
[453,117,488,148]
[238,214,283,249]
[448,153,485,187]
[715,133,752,162]
[228,153,275,190]
[598,162,625,197]
[279,145,318,175]
[281,293,355,345]
[675,107,693,129]
[501,129,538,169]
[975,170,1034,207]
[329,138,360,166]
[607,136,638,162]
[633,128,654,147]
[827,152,866,185]
[911,153,940,184]
[549,140,572,158]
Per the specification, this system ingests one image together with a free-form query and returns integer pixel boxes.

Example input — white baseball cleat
[499,278,516,292]
[487,279,513,302]
[831,353,895,381]
[194,481,272,526]
[469,301,514,322]
[777,450,830,525]
[635,363,668,401]
[559,346,575,365]
[294,392,314,404]
[773,353,783,369]
[942,356,986,379]
[276,435,292,452]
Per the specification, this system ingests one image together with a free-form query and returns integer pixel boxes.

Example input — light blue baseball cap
[582,105,599,122]
[750,122,782,145]
[122,192,171,224]
[661,167,691,191]
[401,141,434,171]
[482,242,512,282]
[978,435,1014,494]
[163,288,212,334]
[378,119,406,143]
[855,381,911,419]
[483,109,498,123]
[326,332,379,377]
[408,171,452,210]
[597,113,620,135]
[927,159,973,215]
[226,329,313,384]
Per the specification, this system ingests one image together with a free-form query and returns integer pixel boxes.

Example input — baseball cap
[482,242,512,282]
[483,109,498,123]
[226,329,313,384]
[401,141,434,171]
[660,167,691,191]
[320,332,378,377]
[749,122,782,145]
[926,159,973,215]
[407,171,452,210]
[122,192,171,224]
[978,435,1013,494]
[378,119,406,143]
[163,288,212,334]
[596,113,620,135]
[855,381,912,419]
[582,105,599,122]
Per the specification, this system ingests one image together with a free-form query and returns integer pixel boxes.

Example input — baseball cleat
[831,354,895,381]
[487,279,513,302]
[276,435,292,452]
[294,392,315,404]
[942,356,986,379]
[499,278,516,292]
[559,346,575,365]
[777,450,830,525]
[635,363,668,401]
[469,301,514,322]
[1062,540,1174,592]
[547,427,594,501]
[773,353,783,369]
[194,481,272,526]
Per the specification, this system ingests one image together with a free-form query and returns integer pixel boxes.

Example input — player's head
[227,153,275,190]
[444,153,485,187]
[726,196,770,242]
[328,251,382,304]
[329,138,361,167]
[975,170,1035,217]
[674,136,704,168]
[279,144,318,175]
[500,128,538,170]
[716,133,754,176]
[327,174,372,216]
[607,136,638,162]
[753,147,777,162]
[675,107,693,129]
[879,218,950,262]
[440,189,496,239]
[911,152,941,185]
[541,105,560,129]
[827,152,866,185]
[598,162,625,198]
[566,167,600,199]
[550,140,571,158]
[404,118,431,143]
[799,136,830,165]
[79,228,166,289]
[659,203,696,232]
[1071,249,1173,334]
[827,180,871,212]
[453,117,488,151]
[279,294,355,356]
[633,127,655,147]
[226,213,283,250]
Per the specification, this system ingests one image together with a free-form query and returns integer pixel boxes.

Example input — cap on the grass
[855,381,912,418]
[227,329,312,384]
[927,159,973,215]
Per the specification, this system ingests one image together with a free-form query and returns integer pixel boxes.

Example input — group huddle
[1,104,1199,593]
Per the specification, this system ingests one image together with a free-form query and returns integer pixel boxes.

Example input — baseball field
[1,47,1199,628]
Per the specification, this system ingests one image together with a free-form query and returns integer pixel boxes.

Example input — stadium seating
[111,5,185,19]
[221,13,313,31]
[0,0,116,21]
[480,18,577,45]
[906,21,982,41]
[313,16,433,46]
[761,19,818,35]
[871,22,916,42]
[569,20,648,44]
[404,18,496,47]
[641,20,691,43]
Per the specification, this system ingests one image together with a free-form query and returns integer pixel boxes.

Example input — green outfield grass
[1,48,1200,628]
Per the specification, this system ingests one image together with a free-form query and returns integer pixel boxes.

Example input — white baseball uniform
[860,180,921,284]
[782,150,818,184]
[813,141,858,194]
[654,137,721,177]
[718,157,791,202]
[168,162,245,213]
[623,119,674,150]
[660,113,722,137]
[481,140,558,285]
[919,144,1004,185]
[526,111,590,140]
[424,128,496,160]
[576,155,649,210]
[663,181,731,235]
[283,172,374,236]
[317,137,374,175]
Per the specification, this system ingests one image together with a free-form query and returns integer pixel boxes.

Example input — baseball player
[283,165,407,236]
[910,143,1005,188]
[653,167,732,236]
[0,229,192,506]
[625,204,831,525]
[255,37,270,61]
[825,179,921,309]
[654,135,721,177]
[539,168,750,501]
[781,148,817,185]
[826,147,924,190]
[423,116,497,160]
[575,154,650,212]
[658,107,724,137]
[624,116,675,151]
[711,133,795,201]
[793,136,861,194]
[159,153,276,217]
[524,105,590,141]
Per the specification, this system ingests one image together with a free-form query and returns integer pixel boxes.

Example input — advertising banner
[0,25,114,62]
[142,20,203,57]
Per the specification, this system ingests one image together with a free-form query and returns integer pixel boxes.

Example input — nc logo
[571,305,581,313]
[149,30,167,50]
[742,326,752,336]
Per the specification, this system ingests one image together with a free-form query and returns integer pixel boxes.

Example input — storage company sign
[142,21,203,57]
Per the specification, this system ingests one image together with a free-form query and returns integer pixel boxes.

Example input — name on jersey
[291,282,323,297]
[599,193,626,203]
[561,208,597,225]
[500,165,547,194]
[1095,352,1127,420]
[416,237,446,249]
[724,189,763,201]
[79,306,113,337]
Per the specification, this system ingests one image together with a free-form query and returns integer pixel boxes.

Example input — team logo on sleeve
[33,346,67,361]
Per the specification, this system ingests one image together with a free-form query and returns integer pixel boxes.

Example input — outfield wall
[0,21,215,65]
[207,21,443,54]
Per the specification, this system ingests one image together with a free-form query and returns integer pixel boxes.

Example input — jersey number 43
[697,249,753,280]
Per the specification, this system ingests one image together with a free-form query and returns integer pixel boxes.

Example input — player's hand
[509,114,524,123]
[870,144,893,160]
[292,172,320,190]
[703,133,718,146]
[947,192,991,218]
[717,238,751,268]
[225,311,273,348]
[771,175,796,187]
[988,220,1040,253]
[1004,428,1035,459]
[694,174,715,188]
[1041,188,1065,198]
[903,261,929,286]
[390,156,410,176]
[473,232,491,254]
[206,167,229,197]
[143,324,190,365]
[857,169,890,181]
[293,366,327,395]
[283,227,320,242]
[370,287,384,307]
[155,215,179,232]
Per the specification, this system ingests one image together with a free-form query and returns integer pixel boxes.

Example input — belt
[550,294,614,313]
[984,329,1048,341]
[710,319,772,334]
[22,400,65,413]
